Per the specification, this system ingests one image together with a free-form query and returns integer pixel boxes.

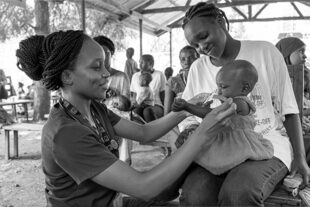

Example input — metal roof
[7,0,310,36]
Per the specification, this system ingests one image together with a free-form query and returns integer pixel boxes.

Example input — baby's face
[111,97,125,109]
[216,71,243,98]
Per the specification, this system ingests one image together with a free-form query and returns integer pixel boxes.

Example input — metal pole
[81,0,86,31]
[139,19,143,58]
[169,30,172,67]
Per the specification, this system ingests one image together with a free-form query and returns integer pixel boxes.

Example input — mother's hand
[196,98,236,138]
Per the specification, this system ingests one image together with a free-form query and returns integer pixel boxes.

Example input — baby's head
[105,95,131,111]
[139,72,153,87]
[216,60,258,98]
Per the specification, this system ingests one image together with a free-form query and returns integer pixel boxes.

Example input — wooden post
[169,30,172,67]
[81,0,86,31]
[139,19,143,58]
[34,0,51,121]
[5,130,10,160]
[13,130,19,158]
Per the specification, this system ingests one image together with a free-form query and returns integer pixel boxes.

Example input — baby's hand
[212,94,227,103]
[172,99,188,112]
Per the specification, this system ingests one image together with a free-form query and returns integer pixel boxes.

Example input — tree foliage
[0,2,34,42]
[0,1,136,50]
[49,1,136,51]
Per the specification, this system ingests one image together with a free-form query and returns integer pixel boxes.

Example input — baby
[173,59,274,175]
[104,95,131,112]
[136,72,154,106]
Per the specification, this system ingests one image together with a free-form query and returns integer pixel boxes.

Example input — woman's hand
[196,98,236,138]
[172,98,188,112]
[290,157,310,188]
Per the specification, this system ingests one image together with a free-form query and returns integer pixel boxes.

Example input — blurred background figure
[94,35,131,102]
[25,83,35,100]
[164,46,199,115]
[124,47,139,83]
[17,82,26,99]
[0,69,8,102]
[164,67,173,81]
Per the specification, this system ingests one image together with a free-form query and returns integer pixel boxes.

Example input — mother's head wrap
[275,37,305,65]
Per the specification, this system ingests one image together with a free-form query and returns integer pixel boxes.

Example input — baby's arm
[172,99,211,118]
[233,98,250,115]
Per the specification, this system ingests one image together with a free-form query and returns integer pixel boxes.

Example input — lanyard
[59,98,119,156]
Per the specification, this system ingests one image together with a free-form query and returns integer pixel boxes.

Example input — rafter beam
[252,4,268,19]
[248,5,252,19]
[141,0,305,14]
[134,0,158,12]
[291,2,304,17]
[232,6,247,19]
[230,15,310,22]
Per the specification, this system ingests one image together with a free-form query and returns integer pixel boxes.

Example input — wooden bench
[3,123,43,160]
[0,99,34,122]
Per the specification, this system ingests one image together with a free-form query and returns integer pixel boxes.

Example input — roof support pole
[139,18,143,58]
[81,0,86,31]
[169,30,172,67]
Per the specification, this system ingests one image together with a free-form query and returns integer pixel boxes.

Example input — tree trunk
[33,0,50,121]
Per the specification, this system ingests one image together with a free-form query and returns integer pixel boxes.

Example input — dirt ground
[0,128,166,207]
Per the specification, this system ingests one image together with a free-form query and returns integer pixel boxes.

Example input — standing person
[164,46,199,115]
[124,47,139,83]
[17,82,26,99]
[130,54,166,122]
[178,2,310,206]
[15,30,236,207]
[94,36,130,100]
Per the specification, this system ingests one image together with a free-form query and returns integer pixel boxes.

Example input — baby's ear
[242,83,251,93]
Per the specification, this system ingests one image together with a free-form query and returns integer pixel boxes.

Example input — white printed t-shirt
[130,70,166,107]
[180,40,298,170]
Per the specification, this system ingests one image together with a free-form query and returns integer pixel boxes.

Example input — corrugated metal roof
[38,0,310,36]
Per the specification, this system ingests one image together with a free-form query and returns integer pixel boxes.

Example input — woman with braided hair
[16,30,236,207]
[176,2,310,206]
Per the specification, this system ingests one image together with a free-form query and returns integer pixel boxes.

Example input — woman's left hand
[290,157,310,188]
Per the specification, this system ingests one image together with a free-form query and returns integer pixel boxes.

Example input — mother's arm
[114,110,187,144]
[284,114,310,186]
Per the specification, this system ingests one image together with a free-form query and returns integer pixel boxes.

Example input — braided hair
[182,3,229,30]
[16,30,86,91]
[93,35,115,56]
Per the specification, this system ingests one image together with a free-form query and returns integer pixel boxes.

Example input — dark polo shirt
[42,101,121,207]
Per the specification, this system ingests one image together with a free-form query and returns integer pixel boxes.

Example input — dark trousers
[133,104,163,122]
[180,158,288,206]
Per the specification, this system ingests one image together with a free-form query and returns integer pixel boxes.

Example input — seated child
[132,72,156,121]
[136,72,154,106]
[173,59,274,175]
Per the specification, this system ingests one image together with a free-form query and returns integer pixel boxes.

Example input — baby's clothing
[137,86,154,106]
[176,94,274,175]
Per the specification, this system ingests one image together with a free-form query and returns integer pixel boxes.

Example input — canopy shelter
[6,0,310,64]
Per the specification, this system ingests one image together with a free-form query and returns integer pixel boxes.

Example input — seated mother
[16,30,236,207]
[177,2,310,206]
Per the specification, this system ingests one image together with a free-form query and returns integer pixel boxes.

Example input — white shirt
[130,70,166,107]
[180,40,299,170]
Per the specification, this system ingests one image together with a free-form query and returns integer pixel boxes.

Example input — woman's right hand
[172,98,188,112]
[196,98,236,138]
